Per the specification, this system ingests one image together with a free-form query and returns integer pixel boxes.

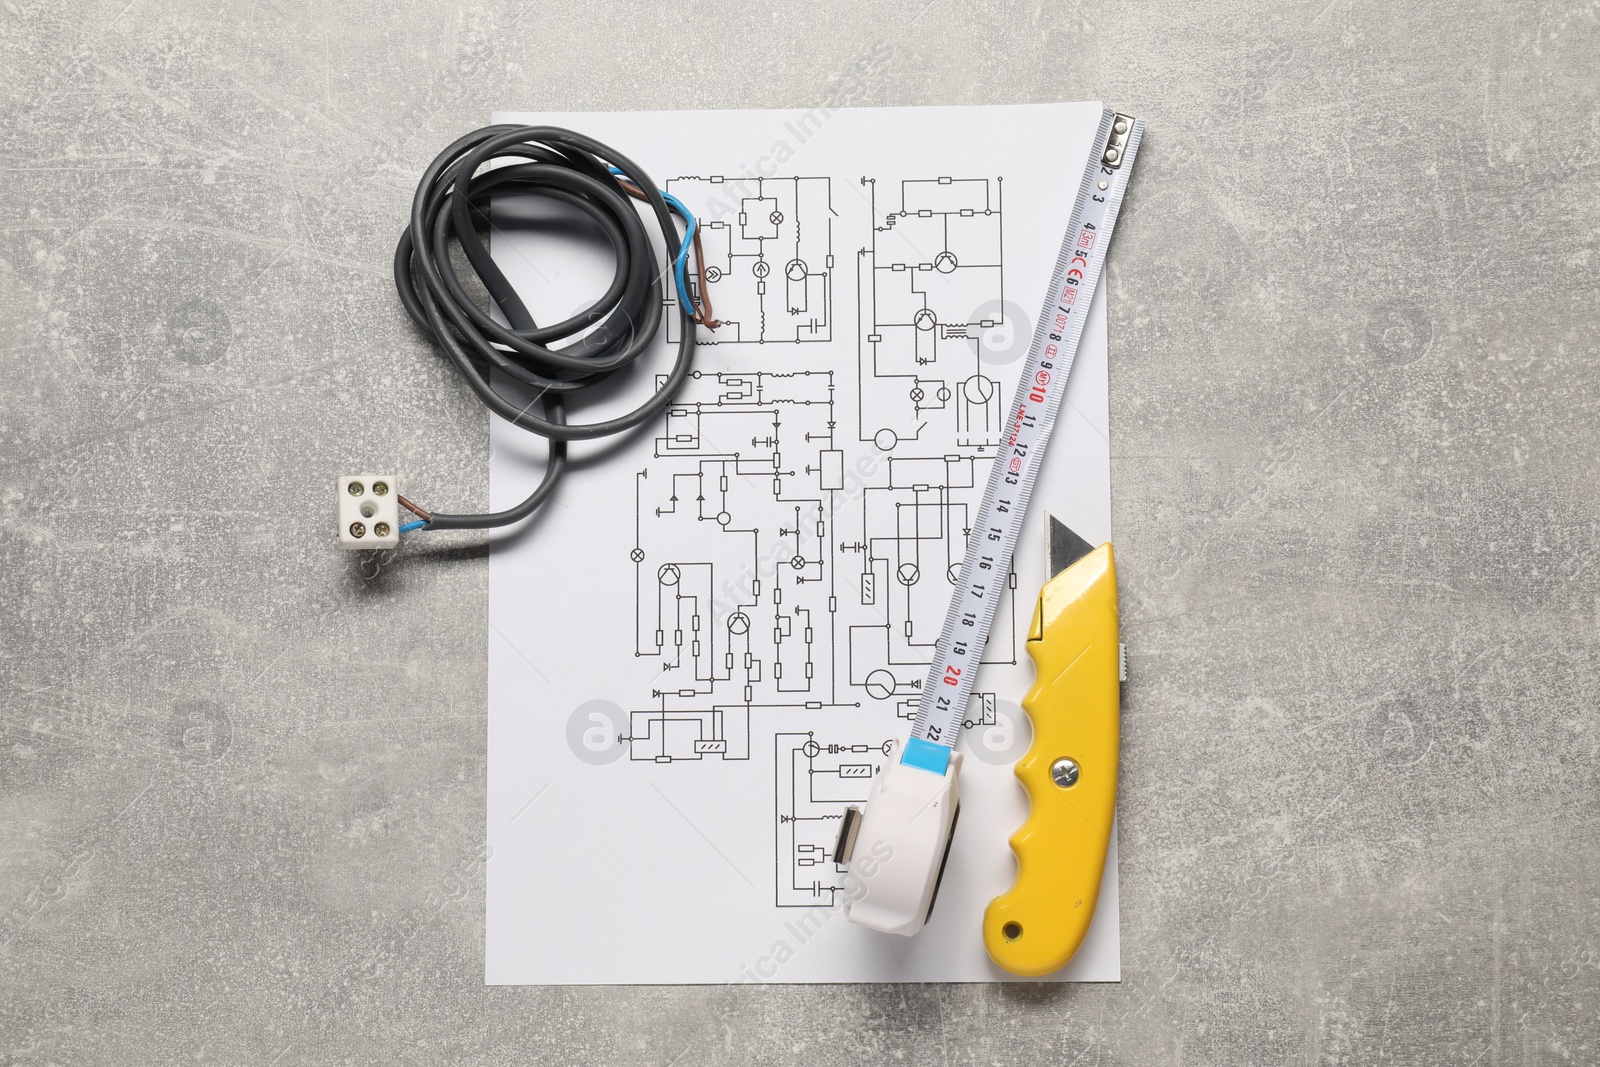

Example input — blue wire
[399,519,428,534]
[609,167,698,315]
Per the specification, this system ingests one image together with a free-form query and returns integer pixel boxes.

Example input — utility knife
[983,515,1121,976]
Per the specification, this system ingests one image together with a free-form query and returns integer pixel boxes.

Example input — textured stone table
[2,1,1596,1063]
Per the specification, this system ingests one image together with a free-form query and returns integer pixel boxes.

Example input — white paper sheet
[485,103,1118,983]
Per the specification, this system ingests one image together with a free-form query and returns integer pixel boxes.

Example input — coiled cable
[392,125,699,531]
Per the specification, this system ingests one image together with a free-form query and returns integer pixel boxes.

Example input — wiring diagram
[484,102,1121,983]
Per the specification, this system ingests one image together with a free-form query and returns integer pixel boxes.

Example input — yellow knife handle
[984,543,1120,976]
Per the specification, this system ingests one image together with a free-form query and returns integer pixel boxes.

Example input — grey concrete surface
[2,0,1596,1063]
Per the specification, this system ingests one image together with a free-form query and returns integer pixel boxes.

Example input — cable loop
[393,125,698,531]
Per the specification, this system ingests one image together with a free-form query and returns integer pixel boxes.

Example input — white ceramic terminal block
[337,475,400,549]
[842,746,963,935]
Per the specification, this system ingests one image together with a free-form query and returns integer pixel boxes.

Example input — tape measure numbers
[902,109,1143,776]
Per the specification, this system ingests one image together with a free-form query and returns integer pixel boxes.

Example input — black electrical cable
[393,125,696,531]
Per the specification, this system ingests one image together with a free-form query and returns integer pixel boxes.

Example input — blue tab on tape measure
[900,736,952,775]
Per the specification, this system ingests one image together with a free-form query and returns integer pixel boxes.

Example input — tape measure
[839,107,1143,938]
[907,107,1141,772]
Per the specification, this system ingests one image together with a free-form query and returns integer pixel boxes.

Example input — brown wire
[616,178,720,329]
[688,225,721,329]
[396,494,432,522]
